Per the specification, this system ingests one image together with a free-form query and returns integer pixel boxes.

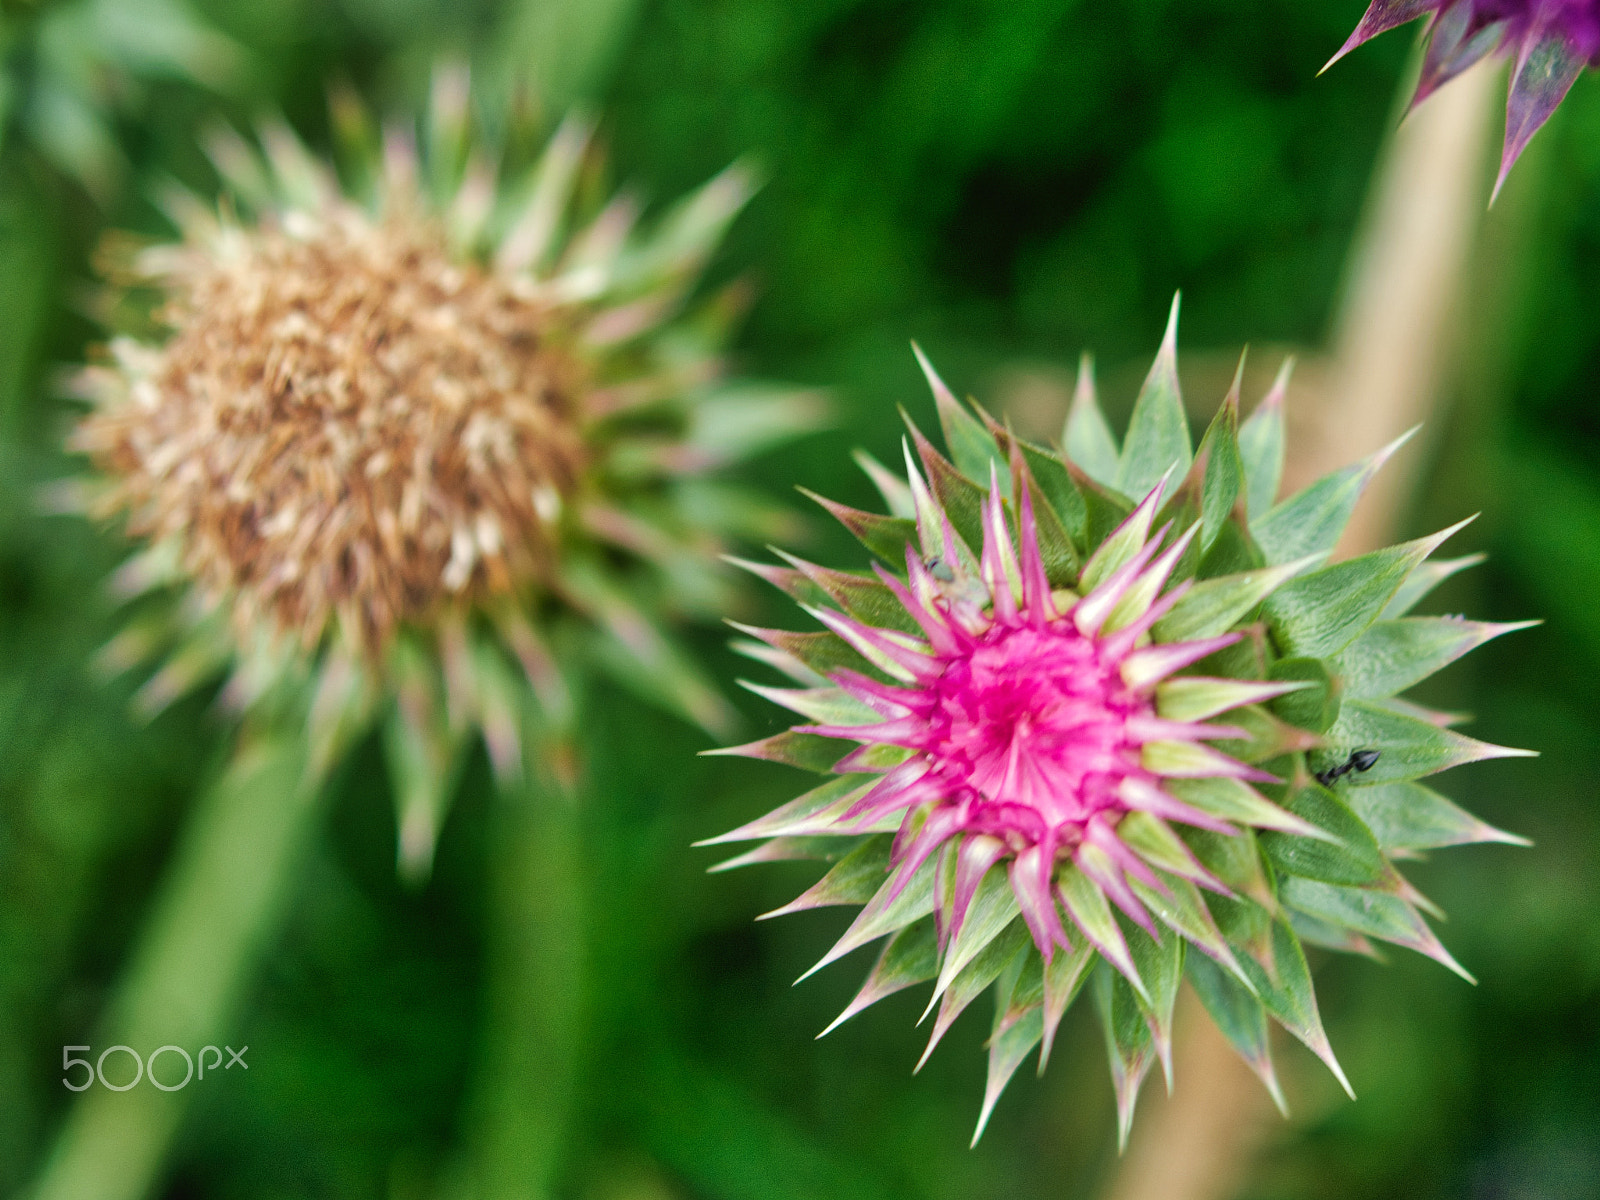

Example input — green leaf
[1185,834,1276,978]
[1267,656,1340,732]
[619,159,755,288]
[1063,352,1120,486]
[800,852,941,980]
[1287,909,1380,956]
[994,945,1047,1027]
[1117,812,1212,880]
[702,729,847,774]
[1039,939,1097,1070]
[932,867,1021,1001]
[737,682,879,726]
[567,564,736,734]
[1333,617,1536,700]
[685,385,828,463]
[130,614,235,719]
[695,775,869,844]
[1344,780,1529,851]
[1167,776,1326,838]
[592,614,732,739]
[1263,522,1469,659]
[727,624,883,682]
[1004,434,1087,548]
[1079,469,1137,556]
[708,835,860,873]
[1260,781,1387,886]
[1238,359,1290,521]
[1116,295,1191,504]
[853,449,917,519]
[802,489,920,565]
[1093,961,1158,1149]
[772,552,922,635]
[1232,916,1352,1096]
[1080,481,1163,593]
[1058,864,1146,1000]
[1014,462,1081,584]
[724,559,833,609]
[973,1004,1043,1146]
[1186,951,1285,1112]
[1195,379,1243,550]
[906,420,988,555]
[1195,512,1266,579]
[1156,677,1309,724]
[913,343,1002,484]
[1130,872,1245,985]
[678,479,805,545]
[1279,878,1472,980]
[1321,699,1534,785]
[902,442,983,578]
[761,835,891,917]
[1153,556,1318,642]
[918,919,1031,1070]
[384,674,460,884]
[818,918,939,1037]
[1211,704,1323,763]
[1123,919,1184,1087]
[1382,553,1484,618]
[1252,428,1415,565]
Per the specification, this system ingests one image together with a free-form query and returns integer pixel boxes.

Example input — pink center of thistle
[918,615,1149,846]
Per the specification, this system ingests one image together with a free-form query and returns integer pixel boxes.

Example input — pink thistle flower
[704,300,1536,1145]
[795,480,1264,974]
[1326,0,1600,194]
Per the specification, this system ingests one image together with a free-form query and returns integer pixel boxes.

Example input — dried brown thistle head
[75,202,589,654]
[66,75,823,872]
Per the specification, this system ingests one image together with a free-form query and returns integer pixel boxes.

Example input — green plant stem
[464,777,586,1200]
[29,734,320,1200]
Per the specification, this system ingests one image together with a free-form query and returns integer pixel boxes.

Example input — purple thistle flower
[704,301,1536,1145]
[787,479,1274,974]
[1327,0,1600,193]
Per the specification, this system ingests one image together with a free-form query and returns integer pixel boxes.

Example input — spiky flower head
[1327,0,1598,192]
[705,299,1533,1145]
[68,67,820,875]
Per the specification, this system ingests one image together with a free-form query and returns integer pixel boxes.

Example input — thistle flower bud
[705,299,1534,1145]
[1327,0,1600,194]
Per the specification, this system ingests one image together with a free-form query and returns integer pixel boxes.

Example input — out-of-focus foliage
[0,1,1596,1199]
[0,0,241,199]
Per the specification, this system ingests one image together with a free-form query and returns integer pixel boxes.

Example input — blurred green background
[1,0,1597,1197]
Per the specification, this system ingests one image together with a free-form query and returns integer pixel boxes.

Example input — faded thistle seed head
[1327,0,1600,194]
[77,204,588,653]
[704,298,1534,1145]
[68,66,822,876]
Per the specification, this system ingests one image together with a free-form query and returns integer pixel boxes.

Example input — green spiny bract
[704,298,1533,1146]
[68,65,821,878]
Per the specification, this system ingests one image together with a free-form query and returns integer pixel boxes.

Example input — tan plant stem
[1100,57,1499,1200]
[460,775,586,1200]
[1284,60,1500,551]
[30,734,321,1200]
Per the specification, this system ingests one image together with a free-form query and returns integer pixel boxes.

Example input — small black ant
[1314,749,1381,788]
